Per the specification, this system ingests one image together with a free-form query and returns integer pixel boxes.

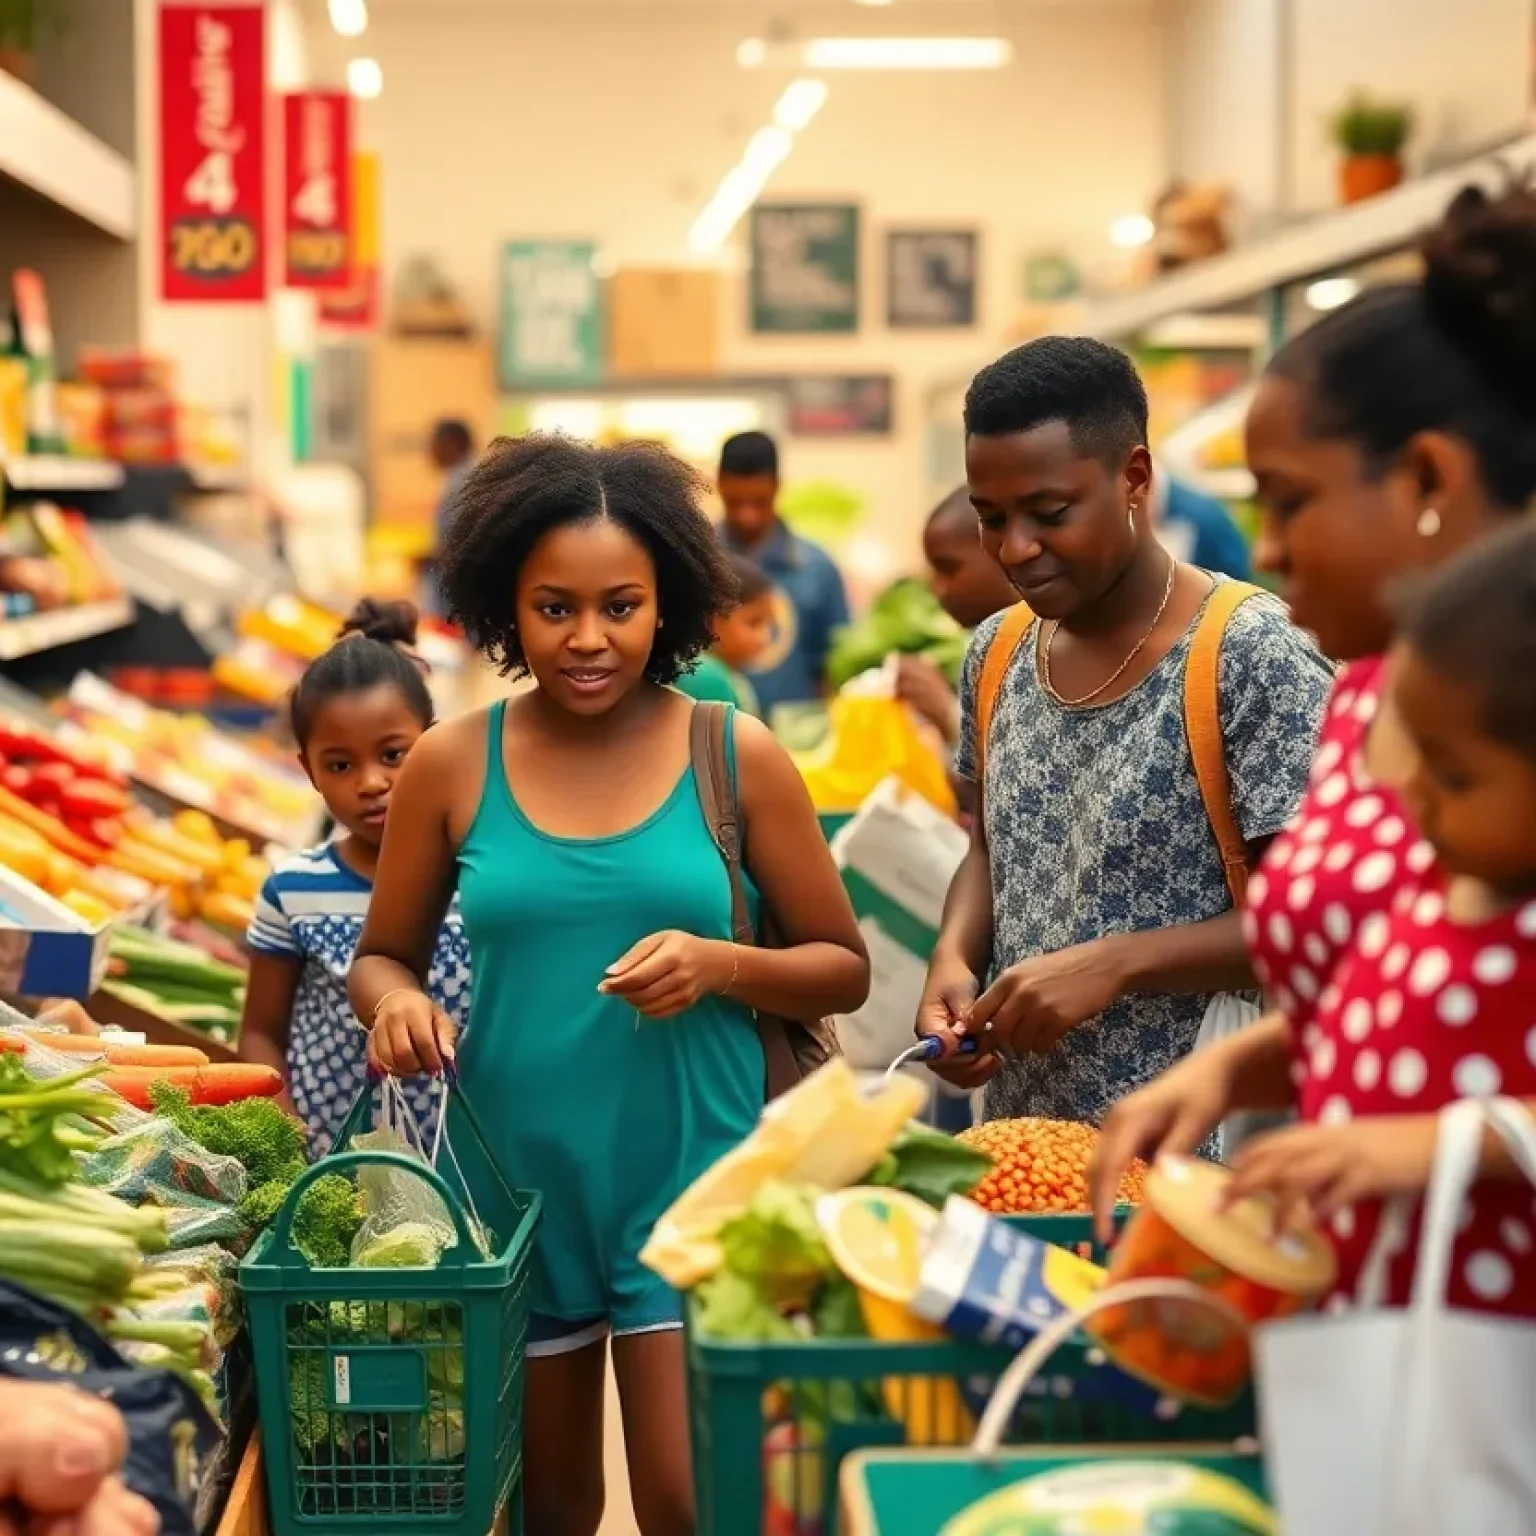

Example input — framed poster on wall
[784,375,894,437]
[750,203,860,334]
[158,3,268,303]
[886,229,978,328]
[499,240,604,387]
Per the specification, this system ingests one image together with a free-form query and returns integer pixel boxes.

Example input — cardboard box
[0,867,113,999]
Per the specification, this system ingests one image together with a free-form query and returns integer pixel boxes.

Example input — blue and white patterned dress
[246,845,472,1156]
[957,577,1332,1127]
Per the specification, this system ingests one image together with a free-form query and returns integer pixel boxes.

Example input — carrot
[101,1063,282,1109]
[0,1032,209,1067]
[0,785,103,864]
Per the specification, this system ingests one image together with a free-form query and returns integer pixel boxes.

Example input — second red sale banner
[283,91,354,290]
[159,3,268,303]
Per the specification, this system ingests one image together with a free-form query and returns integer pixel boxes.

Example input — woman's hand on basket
[369,990,458,1077]
[600,931,733,1018]
[1089,1052,1234,1244]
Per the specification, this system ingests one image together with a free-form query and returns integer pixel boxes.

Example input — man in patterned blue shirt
[718,431,849,717]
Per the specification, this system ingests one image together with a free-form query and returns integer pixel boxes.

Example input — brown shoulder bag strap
[975,601,1034,781]
[1184,580,1265,907]
[688,703,800,1095]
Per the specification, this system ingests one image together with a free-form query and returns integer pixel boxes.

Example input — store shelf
[1,455,126,493]
[1075,133,1536,341]
[0,72,137,239]
[0,596,134,661]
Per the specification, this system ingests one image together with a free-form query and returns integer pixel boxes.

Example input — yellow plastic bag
[793,695,956,818]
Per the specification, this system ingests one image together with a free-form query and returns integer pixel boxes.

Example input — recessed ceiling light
[736,37,766,69]
[347,57,383,99]
[852,0,895,7]
[329,0,367,38]
[1109,213,1155,248]
[1306,276,1361,311]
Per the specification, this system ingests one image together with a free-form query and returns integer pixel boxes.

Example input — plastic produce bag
[349,1078,461,1268]
[0,1278,222,1536]
[77,1116,248,1207]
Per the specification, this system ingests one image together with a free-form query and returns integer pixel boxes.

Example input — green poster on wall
[499,240,603,387]
[750,203,860,334]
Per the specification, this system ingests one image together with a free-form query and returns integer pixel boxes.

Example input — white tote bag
[1256,1095,1536,1536]
[1193,992,1268,1161]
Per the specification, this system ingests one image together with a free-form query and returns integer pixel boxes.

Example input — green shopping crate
[838,1444,1269,1535]
[687,1213,1256,1536]
[241,1082,540,1536]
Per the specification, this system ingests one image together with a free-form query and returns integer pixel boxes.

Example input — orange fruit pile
[957,1117,1147,1215]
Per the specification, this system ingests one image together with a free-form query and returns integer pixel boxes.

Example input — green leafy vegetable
[826,578,968,690]
[716,1180,833,1306]
[869,1122,993,1208]
[0,1056,110,1186]
[811,1273,866,1340]
[355,1220,450,1269]
[694,1269,800,1342]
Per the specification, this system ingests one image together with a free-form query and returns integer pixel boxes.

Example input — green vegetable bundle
[105,926,246,1043]
[826,578,970,691]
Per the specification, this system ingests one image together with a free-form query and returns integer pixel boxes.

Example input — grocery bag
[1256,1096,1536,1536]
[1192,993,1271,1161]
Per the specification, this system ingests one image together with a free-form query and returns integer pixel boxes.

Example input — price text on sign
[158,5,267,303]
[283,91,354,290]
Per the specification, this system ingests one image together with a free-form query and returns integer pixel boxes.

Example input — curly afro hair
[438,433,736,683]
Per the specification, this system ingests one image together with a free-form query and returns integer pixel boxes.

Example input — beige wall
[305,0,1169,568]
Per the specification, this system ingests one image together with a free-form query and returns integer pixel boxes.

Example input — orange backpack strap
[975,602,1034,779]
[1184,580,1266,907]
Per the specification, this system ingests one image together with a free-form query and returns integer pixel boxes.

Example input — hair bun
[338,597,421,648]
[1420,178,1536,404]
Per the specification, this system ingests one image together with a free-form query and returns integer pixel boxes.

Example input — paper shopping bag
[1256,1096,1536,1536]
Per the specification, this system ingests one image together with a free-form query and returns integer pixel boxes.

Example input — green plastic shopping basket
[241,1079,540,1536]
[838,1444,1269,1535]
[687,1212,1256,1536]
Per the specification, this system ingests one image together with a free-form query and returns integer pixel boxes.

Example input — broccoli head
[291,1174,365,1269]
[148,1083,306,1186]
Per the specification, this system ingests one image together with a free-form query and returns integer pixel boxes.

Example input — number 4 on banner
[293,171,337,229]
[185,150,238,216]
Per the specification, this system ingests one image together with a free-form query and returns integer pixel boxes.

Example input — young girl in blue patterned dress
[238,600,471,1155]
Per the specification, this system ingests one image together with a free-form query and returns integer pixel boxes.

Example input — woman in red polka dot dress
[1090,184,1536,1316]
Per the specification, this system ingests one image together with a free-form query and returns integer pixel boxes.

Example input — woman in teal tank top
[349,435,869,1536]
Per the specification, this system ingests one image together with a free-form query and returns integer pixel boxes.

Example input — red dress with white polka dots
[1303,878,1536,1313]
[1246,658,1536,1313]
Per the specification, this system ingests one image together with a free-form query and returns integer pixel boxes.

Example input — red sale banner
[283,91,353,290]
[158,4,267,303]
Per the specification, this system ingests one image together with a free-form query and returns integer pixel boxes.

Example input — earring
[1417,508,1442,539]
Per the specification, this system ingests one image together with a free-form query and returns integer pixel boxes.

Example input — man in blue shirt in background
[718,431,850,716]
[1153,459,1252,579]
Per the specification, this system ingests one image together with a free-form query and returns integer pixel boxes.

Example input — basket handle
[971,1278,1252,1460]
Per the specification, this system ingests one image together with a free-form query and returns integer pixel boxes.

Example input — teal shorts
[526,1301,684,1359]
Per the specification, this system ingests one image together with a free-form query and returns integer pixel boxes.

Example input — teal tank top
[450,699,764,1327]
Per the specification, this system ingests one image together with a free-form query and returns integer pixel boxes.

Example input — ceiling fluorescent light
[329,0,368,38]
[742,125,794,176]
[803,37,1011,70]
[690,162,773,255]
[774,78,828,131]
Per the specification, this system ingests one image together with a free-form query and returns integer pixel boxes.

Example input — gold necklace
[1039,555,1179,708]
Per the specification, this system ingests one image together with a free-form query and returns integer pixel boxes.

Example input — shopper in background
[424,418,476,613]
[351,435,868,1536]
[1092,183,1536,1291]
[917,336,1332,1127]
[672,551,772,714]
[896,485,1018,747]
[240,599,470,1157]
[1152,460,1253,579]
[717,429,850,716]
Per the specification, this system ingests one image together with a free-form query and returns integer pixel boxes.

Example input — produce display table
[838,1444,1268,1535]
[216,1438,269,1536]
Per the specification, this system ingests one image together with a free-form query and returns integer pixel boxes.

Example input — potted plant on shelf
[0,0,66,87]
[1331,90,1413,204]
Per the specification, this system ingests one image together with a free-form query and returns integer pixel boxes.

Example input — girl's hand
[370,990,457,1077]
[600,932,732,1019]
[1089,1050,1236,1244]
[1226,1116,1439,1223]
[35,997,99,1036]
